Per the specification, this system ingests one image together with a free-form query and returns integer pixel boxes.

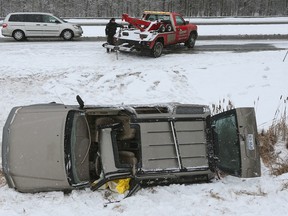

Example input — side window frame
[175,15,185,26]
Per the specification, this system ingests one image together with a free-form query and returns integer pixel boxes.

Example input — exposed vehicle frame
[2,96,261,195]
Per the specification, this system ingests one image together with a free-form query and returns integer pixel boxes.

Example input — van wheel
[62,29,74,40]
[151,41,163,58]
[13,30,25,41]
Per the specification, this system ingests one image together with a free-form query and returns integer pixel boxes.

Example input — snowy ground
[1,18,288,215]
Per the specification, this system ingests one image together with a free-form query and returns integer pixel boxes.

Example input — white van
[1,12,83,41]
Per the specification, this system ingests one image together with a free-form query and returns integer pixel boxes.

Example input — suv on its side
[2,97,261,195]
[1,12,83,41]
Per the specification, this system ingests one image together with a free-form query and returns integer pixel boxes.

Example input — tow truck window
[175,16,185,25]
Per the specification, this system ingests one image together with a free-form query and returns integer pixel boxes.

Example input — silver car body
[1,12,83,40]
[2,102,261,193]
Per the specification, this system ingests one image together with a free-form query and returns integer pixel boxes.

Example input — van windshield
[64,110,91,186]
[54,15,67,23]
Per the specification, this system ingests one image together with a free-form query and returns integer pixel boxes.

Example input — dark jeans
[106,35,115,52]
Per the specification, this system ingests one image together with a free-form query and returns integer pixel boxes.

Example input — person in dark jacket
[105,18,124,52]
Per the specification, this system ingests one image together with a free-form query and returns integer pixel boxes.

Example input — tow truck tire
[151,41,163,58]
[185,33,197,48]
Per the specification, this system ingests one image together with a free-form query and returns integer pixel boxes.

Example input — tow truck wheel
[151,41,163,58]
[185,33,197,48]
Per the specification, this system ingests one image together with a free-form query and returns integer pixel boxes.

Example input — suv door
[211,108,261,178]
[25,14,44,36]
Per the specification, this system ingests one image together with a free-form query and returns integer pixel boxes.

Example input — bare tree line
[0,0,287,18]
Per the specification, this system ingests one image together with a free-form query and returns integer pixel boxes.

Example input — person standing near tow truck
[105,18,124,53]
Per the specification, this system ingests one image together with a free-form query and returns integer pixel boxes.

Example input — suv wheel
[185,33,197,48]
[13,30,25,41]
[151,41,163,58]
[62,30,74,40]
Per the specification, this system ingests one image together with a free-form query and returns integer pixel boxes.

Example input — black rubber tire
[62,29,74,40]
[158,25,165,33]
[166,24,172,32]
[151,41,163,58]
[185,33,197,48]
[12,30,25,41]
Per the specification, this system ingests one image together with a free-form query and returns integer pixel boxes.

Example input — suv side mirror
[55,20,61,24]
[185,20,189,25]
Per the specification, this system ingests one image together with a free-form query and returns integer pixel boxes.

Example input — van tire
[13,30,25,41]
[61,29,74,40]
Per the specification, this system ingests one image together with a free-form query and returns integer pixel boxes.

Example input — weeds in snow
[0,169,6,187]
[211,98,234,115]
[259,95,288,176]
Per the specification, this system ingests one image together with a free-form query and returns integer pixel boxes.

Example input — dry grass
[0,169,6,187]
[259,95,288,176]
[211,98,235,115]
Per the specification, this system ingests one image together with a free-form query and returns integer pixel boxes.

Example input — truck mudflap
[102,42,135,52]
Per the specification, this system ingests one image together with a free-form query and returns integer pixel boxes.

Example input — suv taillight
[2,23,8,28]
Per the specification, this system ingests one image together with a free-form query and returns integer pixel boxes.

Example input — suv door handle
[43,24,47,26]
[36,24,40,26]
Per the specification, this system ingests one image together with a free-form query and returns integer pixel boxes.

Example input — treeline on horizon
[0,0,287,18]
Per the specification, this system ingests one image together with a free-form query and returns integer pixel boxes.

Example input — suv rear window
[8,14,25,22]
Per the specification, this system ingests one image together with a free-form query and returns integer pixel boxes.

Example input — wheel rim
[154,43,162,57]
[14,31,23,40]
[63,31,72,40]
[189,35,196,46]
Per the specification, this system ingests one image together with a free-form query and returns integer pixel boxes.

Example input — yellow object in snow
[107,178,131,194]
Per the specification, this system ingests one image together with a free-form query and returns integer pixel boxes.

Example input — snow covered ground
[0,18,288,215]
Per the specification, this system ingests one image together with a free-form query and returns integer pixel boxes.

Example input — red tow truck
[103,11,198,57]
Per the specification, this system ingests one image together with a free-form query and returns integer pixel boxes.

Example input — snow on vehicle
[103,11,198,57]
[2,96,261,195]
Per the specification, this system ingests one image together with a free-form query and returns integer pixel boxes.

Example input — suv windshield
[64,110,91,186]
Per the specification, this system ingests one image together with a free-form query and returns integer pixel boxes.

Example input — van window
[25,14,43,22]
[9,14,25,22]
[43,15,58,23]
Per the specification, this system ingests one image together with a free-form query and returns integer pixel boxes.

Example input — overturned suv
[2,96,260,195]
